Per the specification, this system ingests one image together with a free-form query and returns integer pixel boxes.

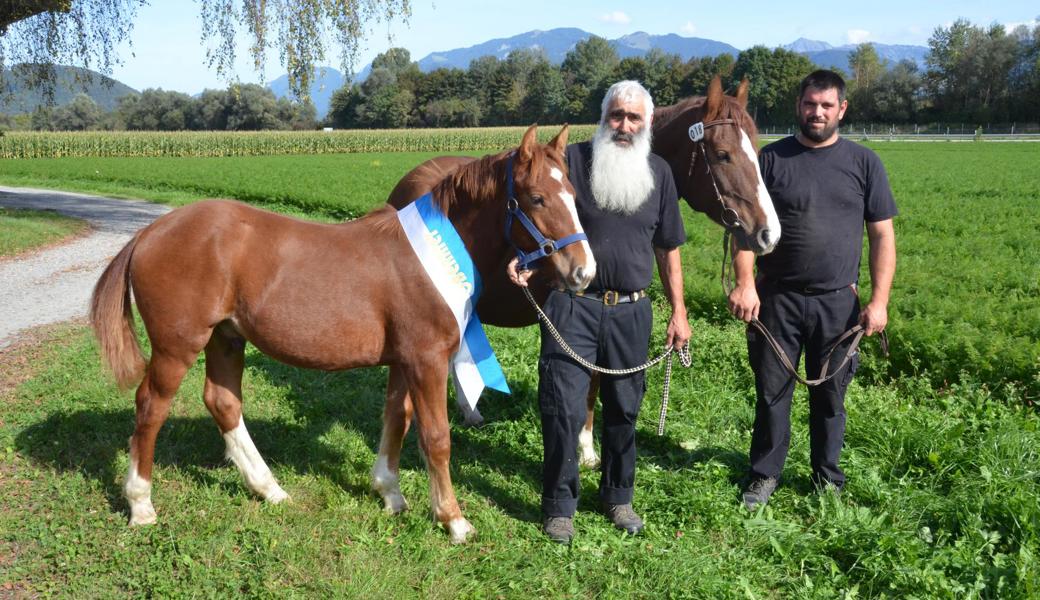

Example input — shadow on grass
[16,355,546,524]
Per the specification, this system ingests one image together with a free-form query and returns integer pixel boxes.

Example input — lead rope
[520,286,691,435]
[720,231,889,386]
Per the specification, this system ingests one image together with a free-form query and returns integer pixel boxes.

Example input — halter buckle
[721,206,743,229]
[539,240,556,256]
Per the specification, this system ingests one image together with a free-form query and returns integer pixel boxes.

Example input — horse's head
[506,125,596,292]
[653,76,780,255]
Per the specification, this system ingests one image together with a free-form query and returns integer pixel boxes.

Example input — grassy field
[0,207,89,258]
[1,141,1038,597]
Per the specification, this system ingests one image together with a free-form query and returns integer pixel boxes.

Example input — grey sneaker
[743,477,779,511]
[542,516,574,544]
[602,503,644,535]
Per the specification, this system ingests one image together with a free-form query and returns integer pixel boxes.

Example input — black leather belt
[558,288,647,305]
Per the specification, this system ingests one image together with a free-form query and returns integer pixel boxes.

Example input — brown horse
[90,125,593,543]
[387,76,780,448]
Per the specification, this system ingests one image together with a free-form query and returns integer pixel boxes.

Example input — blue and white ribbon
[397,193,510,409]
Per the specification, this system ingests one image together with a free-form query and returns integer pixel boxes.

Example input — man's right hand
[506,257,534,288]
[728,283,760,323]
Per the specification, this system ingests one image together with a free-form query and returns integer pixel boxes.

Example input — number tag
[688,122,705,142]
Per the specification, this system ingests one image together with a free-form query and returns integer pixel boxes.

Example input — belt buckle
[603,290,619,306]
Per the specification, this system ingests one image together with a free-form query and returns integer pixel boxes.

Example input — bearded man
[509,80,690,544]
[729,70,897,510]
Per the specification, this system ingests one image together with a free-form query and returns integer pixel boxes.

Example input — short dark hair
[799,69,846,103]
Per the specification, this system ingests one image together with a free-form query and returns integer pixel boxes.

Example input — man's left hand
[666,310,692,349]
[859,301,888,336]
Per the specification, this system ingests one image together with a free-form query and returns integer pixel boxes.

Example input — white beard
[589,125,655,215]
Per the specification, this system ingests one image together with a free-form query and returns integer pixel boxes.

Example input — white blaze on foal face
[548,166,596,279]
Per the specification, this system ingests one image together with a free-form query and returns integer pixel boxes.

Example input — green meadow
[0,207,89,258]
[0,141,1038,597]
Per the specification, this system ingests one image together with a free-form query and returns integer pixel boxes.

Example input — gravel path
[0,186,171,349]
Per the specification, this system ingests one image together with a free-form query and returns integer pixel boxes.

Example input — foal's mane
[430,143,560,214]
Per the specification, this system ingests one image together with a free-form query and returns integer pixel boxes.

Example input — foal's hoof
[383,494,409,515]
[579,452,601,470]
[446,518,475,544]
[461,409,485,428]
[128,503,157,526]
[264,486,290,504]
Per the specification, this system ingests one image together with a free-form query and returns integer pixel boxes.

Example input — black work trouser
[538,289,652,517]
[746,281,860,487]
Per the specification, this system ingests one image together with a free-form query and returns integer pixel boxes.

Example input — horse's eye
[530,195,545,206]
[716,151,730,163]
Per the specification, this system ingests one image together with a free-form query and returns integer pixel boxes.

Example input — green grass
[2,304,1038,597]
[1,141,1039,596]
[0,207,89,257]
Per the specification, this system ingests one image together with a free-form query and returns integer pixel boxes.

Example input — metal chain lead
[521,286,691,436]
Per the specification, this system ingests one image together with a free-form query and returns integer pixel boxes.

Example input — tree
[52,92,102,130]
[871,59,923,123]
[1,0,412,101]
[561,36,618,86]
[520,60,566,124]
[925,19,1020,122]
[845,44,888,123]
[681,54,735,98]
[1008,21,1040,122]
[117,88,193,130]
[732,46,816,125]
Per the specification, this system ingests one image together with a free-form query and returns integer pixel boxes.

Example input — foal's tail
[90,234,146,390]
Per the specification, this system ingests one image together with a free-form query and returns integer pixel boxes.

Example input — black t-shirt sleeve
[652,158,686,250]
[863,151,899,222]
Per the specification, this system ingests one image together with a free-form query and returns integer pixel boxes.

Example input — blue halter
[504,154,588,270]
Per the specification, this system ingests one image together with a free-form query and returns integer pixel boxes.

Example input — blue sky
[109,1,1038,93]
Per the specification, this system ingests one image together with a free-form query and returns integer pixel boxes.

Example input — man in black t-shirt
[728,70,897,510]
[509,80,690,543]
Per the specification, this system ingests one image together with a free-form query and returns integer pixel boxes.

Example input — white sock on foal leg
[578,426,600,469]
[223,416,289,503]
[371,453,408,514]
[125,452,157,525]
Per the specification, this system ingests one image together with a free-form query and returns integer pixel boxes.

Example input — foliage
[0,206,88,256]
[0,0,141,103]
[731,46,817,125]
[1,0,412,102]
[0,142,1038,596]
[926,19,1022,123]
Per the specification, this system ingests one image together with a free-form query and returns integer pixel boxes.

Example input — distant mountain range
[1,65,137,116]
[782,37,929,71]
[266,68,347,119]
[2,30,930,118]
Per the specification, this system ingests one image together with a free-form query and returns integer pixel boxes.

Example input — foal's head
[654,76,781,255]
[509,125,596,292]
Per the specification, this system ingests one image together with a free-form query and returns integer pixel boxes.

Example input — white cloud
[600,11,631,25]
[681,21,696,35]
[846,29,871,44]
[1003,19,1039,33]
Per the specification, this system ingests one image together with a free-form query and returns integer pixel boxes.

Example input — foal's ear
[548,124,569,154]
[736,78,749,109]
[706,75,724,120]
[519,124,539,162]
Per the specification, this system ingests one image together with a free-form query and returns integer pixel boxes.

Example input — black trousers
[746,281,860,487]
[538,289,652,517]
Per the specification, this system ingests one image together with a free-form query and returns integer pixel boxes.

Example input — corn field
[0,126,599,159]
